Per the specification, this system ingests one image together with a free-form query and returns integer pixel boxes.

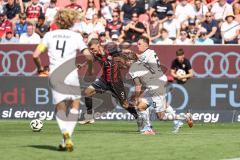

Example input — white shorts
[143,94,166,113]
[52,89,81,105]
[51,69,81,105]
[151,96,166,113]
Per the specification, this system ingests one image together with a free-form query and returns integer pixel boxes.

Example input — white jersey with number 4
[41,29,87,104]
[41,29,87,72]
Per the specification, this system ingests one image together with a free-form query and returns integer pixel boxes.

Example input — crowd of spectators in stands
[0,0,239,44]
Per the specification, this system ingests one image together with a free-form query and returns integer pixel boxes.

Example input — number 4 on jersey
[56,40,66,58]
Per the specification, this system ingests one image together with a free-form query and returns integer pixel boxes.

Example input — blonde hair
[54,9,79,29]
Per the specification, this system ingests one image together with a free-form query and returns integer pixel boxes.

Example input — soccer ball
[30,119,43,132]
[176,69,186,76]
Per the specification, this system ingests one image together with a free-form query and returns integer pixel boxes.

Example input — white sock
[138,110,151,131]
[146,108,152,127]
[66,108,79,137]
[56,110,67,134]
[164,105,185,120]
[175,113,187,120]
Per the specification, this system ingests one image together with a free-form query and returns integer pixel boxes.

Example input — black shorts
[91,77,127,105]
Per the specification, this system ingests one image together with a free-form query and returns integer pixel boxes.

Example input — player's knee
[156,112,165,120]
[84,87,95,97]
[136,102,148,111]
[71,99,80,110]
[121,100,129,109]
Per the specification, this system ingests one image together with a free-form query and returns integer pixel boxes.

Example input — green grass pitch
[0,120,240,160]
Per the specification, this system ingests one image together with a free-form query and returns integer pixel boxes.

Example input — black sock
[85,97,93,114]
[126,107,138,119]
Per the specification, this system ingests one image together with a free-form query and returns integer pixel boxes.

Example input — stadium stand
[0,0,239,44]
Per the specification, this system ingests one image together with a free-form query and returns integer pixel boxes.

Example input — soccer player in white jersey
[32,9,93,151]
[128,36,193,134]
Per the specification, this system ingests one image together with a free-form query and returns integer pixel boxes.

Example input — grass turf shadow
[25,145,59,151]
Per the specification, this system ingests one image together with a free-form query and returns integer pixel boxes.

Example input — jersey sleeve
[185,59,192,70]
[171,59,177,70]
[76,34,87,52]
[129,63,139,79]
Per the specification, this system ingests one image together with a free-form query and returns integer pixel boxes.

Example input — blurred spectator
[45,0,58,25]
[22,0,31,10]
[175,29,193,44]
[111,34,119,43]
[92,13,105,34]
[19,22,41,43]
[195,28,214,44]
[211,0,233,21]
[74,16,92,34]
[85,0,98,20]
[65,0,82,12]
[1,28,18,43]
[39,0,50,6]
[163,10,180,40]
[155,28,174,44]
[71,11,85,33]
[100,0,112,22]
[39,0,50,11]
[221,14,239,44]
[106,10,123,39]
[3,0,21,22]
[119,12,146,43]
[16,0,25,13]
[193,0,209,22]
[150,0,173,21]
[88,32,98,42]
[233,2,240,23]
[99,32,111,45]
[73,12,105,35]
[170,48,193,84]
[35,14,49,38]
[26,0,44,23]
[175,0,195,24]
[147,11,161,44]
[0,0,7,12]
[15,13,27,38]
[121,0,145,25]
[201,12,222,44]
[0,10,12,39]
[82,32,88,44]
[186,19,199,41]
[147,0,157,8]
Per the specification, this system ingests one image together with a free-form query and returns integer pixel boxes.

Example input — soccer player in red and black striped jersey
[79,39,138,124]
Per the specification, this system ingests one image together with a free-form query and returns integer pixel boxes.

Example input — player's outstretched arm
[82,49,94,75]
